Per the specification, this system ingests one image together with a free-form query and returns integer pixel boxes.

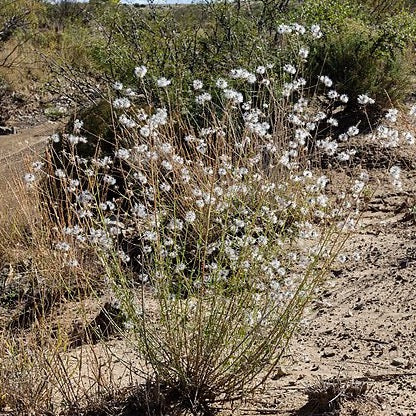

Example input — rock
[321,349,336,358]
[271,366,290,380]
[391,357,406,367]
[69,301,126,347]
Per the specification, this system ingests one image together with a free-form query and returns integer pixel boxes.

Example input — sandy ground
[255,169,416,416]
[0,122,58,214]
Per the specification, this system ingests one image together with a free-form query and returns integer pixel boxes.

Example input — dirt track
[0,122,59,213]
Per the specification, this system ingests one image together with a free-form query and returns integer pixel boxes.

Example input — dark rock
[391,357,406,367]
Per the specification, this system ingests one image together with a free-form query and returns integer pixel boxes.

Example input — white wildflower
[157,77,171,87]
[347,126,359,136]
[115,148,130,160]
[385,108,398,123]
[196,92,212,104]
[67,259,79,267]
[175,263,186,273]
[134,65,147,78]
[24,173,36,184]
[118,251,130,263]
[73,119,83,133]
[357,94,375,105]
[119,114,137,128]
[351,180,365,194]
[310,24,323,38]
[113,97,131,109]
[150,108,168,127]
[277,24,292,34]
[216,78,228,89]
[327,90,339,99]
[389,165,401,180]
[340,94,349,103]
[168,218,184,232]
[55,169,66,179]
[299,46,309,59]
[318,75,333,87]
[125,88,136,97]
[160,182,171,192]
[103,174,116,185]
[196,141,207,154]
[32,161,44,171]
[140,126,151,138]
[292,23,306,34]
[56,242,70,251]
[68,134,87,145]
[404,132,415,145]
[51,133,60,143]
[283,64,296,75]
[327,117,338,127]
[223,89,243,104]
[185,211,196,223]
[161,160,173,171]
[192,79,203,90]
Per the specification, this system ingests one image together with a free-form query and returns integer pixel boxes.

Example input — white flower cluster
[31,55,416,310]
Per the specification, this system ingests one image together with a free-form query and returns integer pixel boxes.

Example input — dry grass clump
[0,179,116,414]
[0,336,54,415]
[304,377,369,414]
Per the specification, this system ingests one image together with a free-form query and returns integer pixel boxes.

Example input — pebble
[321,350,336,358]
[391,357,406,367]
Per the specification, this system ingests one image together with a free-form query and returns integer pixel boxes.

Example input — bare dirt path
[0,122,58,162]
[0,121,59,212]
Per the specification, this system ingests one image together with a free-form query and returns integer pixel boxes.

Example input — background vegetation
[1,0,416,119]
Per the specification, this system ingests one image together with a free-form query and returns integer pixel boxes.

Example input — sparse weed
[304,376,369,413]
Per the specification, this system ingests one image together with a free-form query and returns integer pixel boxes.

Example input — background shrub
[37,0,413,132]
[299,0,416,113]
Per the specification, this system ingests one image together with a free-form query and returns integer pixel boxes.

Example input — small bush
[29,45,383,411]
[305,377,369,413]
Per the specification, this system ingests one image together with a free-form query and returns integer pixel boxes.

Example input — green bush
[49,0,415,129]
[299,0,416,110]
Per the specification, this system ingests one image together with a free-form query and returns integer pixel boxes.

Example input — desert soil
[258,172,416,416]
[0,124,415,416]
[0,121,59,215]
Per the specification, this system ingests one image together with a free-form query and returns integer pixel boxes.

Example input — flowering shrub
[21,21,416,413]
